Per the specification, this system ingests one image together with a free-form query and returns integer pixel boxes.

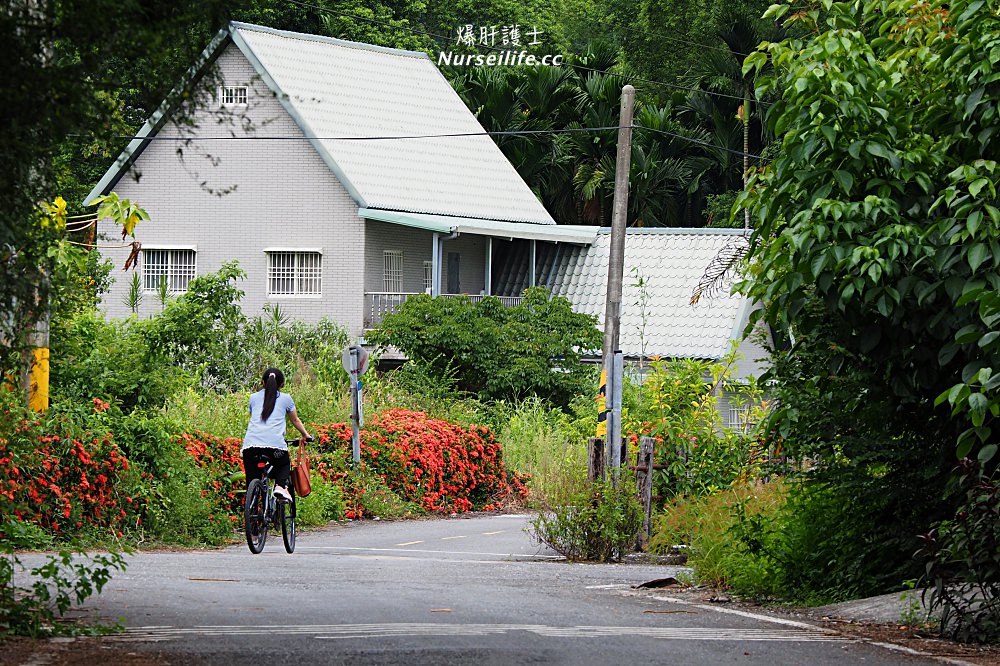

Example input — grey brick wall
[97,44,365,336]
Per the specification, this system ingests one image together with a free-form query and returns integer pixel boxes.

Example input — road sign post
[342,345,370,464]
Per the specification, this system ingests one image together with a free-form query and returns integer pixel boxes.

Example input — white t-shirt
[242,390,296,452]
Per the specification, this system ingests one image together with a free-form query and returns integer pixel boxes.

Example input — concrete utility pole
[601,84,635,484]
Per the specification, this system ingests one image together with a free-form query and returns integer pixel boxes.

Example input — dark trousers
[242,447,291,490]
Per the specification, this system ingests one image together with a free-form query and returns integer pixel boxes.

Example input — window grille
[142,249,196,293]
[268,252,322,296]
[219,86,248,106]
[728,405,751,430]
[383,250,403,292]
[423,260,433,293]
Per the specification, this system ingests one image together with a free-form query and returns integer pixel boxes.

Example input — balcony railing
[364,292,523,329]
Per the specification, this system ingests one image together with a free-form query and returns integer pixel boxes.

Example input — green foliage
[110,414,236,546]
[52,263,351,413]
[705,191,742,227]
[122,271,143,314]
[51,311,192,412]
[1,520,127,638]
[600,0,774,84]
[353,470,421,520]
[919,459,1000,643]
[369,288,601,407]
[530,477,644,562]
[141,261,248,388]
[650,483,786,599]
[631,350,769,499]
[733,0,1000,603]
[740,0,1000,459]
[295,473,346,527]
[450,56,734,228]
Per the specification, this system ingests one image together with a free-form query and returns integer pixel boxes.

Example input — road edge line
[643,594,983,666]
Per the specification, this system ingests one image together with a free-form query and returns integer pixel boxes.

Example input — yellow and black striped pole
[596,368,608,438]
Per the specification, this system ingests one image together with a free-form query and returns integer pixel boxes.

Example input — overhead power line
[635,124,770,162]
[110,125,628,141]
[97,123,768,161]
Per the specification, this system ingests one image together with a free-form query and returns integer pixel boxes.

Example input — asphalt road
[17,514,944,665]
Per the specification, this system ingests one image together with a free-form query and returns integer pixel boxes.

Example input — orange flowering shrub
[178,432,245,526]
[0,418,144,539]
[315,408,528,517]
[1,406,526,541]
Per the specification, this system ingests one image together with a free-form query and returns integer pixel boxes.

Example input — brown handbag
[291,444,312,498]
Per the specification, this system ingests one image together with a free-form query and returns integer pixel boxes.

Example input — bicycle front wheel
[280,492,296,554]
[244,478,268,554]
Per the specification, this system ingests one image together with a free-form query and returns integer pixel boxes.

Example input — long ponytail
[260,367,285,422]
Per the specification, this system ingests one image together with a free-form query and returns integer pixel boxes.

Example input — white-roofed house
[85,22,771,412]
[86,22,598,333]
[549,228,772,429]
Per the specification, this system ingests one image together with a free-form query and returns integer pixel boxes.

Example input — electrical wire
[98,124,769,160]
[635,124,770,162]
[107,125,630,141]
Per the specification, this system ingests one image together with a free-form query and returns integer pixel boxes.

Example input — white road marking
[294,546,561,559]
[110,623,849,643]
[395,540,424,546]
[441,535,467,540]
[585,584,632,590]
[481,531,505,535]
[645,595,826,631]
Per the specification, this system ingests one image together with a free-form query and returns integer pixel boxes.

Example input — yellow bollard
[28,347,49,412]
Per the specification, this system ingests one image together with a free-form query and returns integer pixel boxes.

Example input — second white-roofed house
[85,22,597,336]
[549,227,772,431]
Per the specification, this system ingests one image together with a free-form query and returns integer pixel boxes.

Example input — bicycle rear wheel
[280,492,296,554]
[244,478,268,554]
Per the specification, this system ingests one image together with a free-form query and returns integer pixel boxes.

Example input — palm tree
[686,7,783,228]
[629,105,715,227]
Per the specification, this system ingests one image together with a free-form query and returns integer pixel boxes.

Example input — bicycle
[244,440,306,554]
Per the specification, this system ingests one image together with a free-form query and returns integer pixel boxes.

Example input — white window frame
[423,260,433,294]
[141,247,197,293]
[265,249,323,298]
[728,405,752,430]
[218,85,249,107]
[384,250,403,293]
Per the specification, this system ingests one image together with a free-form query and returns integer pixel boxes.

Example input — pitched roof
[86,22,555,225]
[550,228,753,360]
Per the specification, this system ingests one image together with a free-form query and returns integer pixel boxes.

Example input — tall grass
[650,481,788,600]
[164,372,348,437]
[497,397,589,504]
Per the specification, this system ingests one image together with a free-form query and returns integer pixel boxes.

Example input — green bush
[627,351,769,501]
[650,483,788,599]
[919,459,1000,643]
[296,473,346,527]
[1,519,127,638]
[50,311,192,412]
[368,288,601,407]
[531,478,643,562]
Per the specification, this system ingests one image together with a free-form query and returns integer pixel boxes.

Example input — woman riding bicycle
[241,367,310,503]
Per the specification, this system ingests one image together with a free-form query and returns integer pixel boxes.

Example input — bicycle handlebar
[285,436,315,445]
